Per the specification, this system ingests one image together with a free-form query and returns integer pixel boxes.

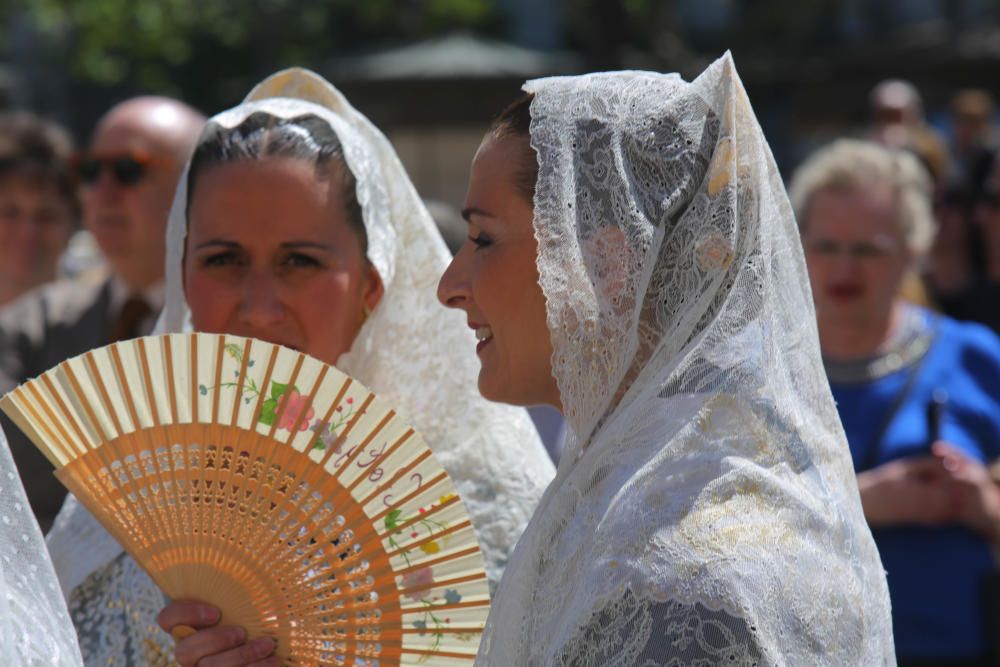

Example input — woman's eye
[203,252,239,267]
[469,233,493,249]
[285,253,321,268]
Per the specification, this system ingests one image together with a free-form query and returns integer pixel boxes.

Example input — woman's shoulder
[927,309,1000,365]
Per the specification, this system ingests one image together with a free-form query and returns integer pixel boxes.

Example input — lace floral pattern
[478,54,894,665]
[69,553,174,667]
[46,68,554,666]
[0,429,82,666]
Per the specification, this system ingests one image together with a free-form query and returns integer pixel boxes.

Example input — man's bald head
[84,96,205,291]
[92,96,205,163]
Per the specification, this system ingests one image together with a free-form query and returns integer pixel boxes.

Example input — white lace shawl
[477,53,895,666]
[46,69,553,635]
[0,428,82,665]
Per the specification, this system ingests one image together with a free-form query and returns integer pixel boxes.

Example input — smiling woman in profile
[438,54,895,665]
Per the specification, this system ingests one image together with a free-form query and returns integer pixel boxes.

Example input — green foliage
[5,0,500,110]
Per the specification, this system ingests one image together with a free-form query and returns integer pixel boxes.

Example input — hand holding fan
[0,333,490,666]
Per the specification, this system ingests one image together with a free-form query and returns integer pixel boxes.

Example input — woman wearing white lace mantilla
[45,68,554,666]
[438,53,895,665]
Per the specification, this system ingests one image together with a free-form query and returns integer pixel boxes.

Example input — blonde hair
[789,139,937,257]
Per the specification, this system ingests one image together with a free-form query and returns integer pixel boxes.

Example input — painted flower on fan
[276,389,315,431]
[420,540,441,555]
[401,566,435,601]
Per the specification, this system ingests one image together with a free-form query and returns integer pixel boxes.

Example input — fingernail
[199,605,220,624]
[250,636,276,655]
[228,626,247,644]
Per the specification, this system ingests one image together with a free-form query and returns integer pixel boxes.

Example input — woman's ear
[363,263,385,313]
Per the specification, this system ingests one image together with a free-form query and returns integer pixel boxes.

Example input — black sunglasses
[72,152,162,186]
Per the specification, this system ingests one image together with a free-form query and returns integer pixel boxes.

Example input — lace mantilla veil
[476,54,894,666]
[0,428,82,666]
[45,68,553,663]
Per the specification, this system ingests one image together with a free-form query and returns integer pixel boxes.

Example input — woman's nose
[437,247,472,309]
[238,271,285,327]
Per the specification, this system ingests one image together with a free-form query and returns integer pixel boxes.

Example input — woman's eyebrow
[461,207,495,223]
[281,241,334,251]
[194,239,239,250]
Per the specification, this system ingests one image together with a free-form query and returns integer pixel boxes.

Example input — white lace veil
[0,428,82,665]
[47,68,552,610]
[477,53,894,665]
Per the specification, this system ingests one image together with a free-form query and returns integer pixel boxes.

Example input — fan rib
[282,360,328,444]
[394,545,482,576]
[346,428,415,496]
[136,338,161,427]
[86,349,178,567]
[306,377,353,467]
[387,520,473,560]
[108,343,179,577]
[247,343,280,427]
[360,449,432,509]
[323,394,376,474]
[405,647,479,660]
[190,336,199,423]
[387,495,459,536]
[82,351,124,439]
[265,351,305,441]
[334,405,392,483]
[211,335,225,425]
[163,336,179,424]
[37,375,90,463]
[62,359,110,445]
[402,598,490,615]
[225,342,281,562]
[229,338,253,428]
[108,344,143,432]
[10,386,67,467]
[211,342,266,584]
[25,381,76,462]
[400,571,487,600]
[370,471,448,523]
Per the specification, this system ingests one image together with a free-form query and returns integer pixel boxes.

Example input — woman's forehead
[187,159,352,237]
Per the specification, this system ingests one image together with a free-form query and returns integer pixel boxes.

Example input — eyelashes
[468,233,493,249]
[198,252,324,269]
[202,251,239,267]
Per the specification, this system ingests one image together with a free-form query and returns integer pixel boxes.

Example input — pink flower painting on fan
[276,389,315,431]
[401,566,435,601]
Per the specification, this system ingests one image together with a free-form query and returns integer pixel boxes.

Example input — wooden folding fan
[0,333,490,665]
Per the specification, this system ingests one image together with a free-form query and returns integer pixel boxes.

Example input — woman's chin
[477,373,520,406]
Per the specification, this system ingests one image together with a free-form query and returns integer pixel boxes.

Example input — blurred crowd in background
[2,1,1000,664]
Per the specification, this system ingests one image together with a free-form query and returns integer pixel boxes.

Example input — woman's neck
[819,301,907,362]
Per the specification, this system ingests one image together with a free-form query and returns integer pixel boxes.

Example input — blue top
[830,309,1000,660]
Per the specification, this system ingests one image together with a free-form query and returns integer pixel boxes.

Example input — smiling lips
[472,324,493,354]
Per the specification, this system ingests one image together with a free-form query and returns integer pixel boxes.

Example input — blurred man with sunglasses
[0,96,204,531]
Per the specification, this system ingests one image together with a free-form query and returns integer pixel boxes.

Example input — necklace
[824,307,935,383]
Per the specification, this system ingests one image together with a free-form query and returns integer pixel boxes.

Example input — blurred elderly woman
[0,112,78,305]
[791,139,1000,666]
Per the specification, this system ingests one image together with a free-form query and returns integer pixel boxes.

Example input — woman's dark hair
[488,93,538,202]
[0,112,79,221]
[187,112,367,255]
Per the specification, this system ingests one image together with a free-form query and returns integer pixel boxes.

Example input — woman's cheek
[185,270,228,332]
